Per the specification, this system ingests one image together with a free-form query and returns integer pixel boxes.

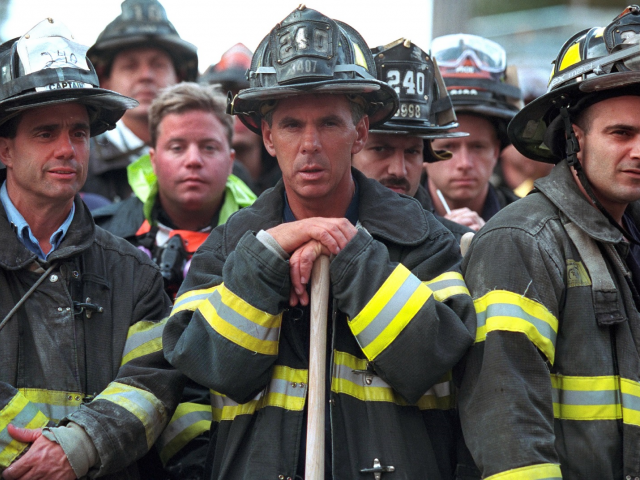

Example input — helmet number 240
[387,69,425,96]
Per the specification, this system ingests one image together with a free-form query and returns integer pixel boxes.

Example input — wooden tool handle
[305,255,331,480]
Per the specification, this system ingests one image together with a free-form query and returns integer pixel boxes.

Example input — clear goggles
[431,34,506,74]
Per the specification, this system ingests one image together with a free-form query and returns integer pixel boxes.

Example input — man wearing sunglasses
[423,34,522,231]
[459,7,640,479]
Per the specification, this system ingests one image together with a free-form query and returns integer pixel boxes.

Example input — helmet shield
[228,6,398,134]
[88,0,198,81]
[0,18,137,136]
[369,38,467,143]
[509,6,640,163]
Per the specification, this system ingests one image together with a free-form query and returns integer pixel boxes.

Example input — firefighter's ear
[0,136,15,169]
[149,148,157,175]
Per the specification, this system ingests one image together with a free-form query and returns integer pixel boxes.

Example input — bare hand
[288,240,331,306]
[267,218,357,256]
[3,426,75,480]
[445,208,486,232]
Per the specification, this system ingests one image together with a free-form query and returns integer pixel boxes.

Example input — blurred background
[0,0,631,84]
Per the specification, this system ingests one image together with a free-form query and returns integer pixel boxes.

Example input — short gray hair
[149,82,233,147]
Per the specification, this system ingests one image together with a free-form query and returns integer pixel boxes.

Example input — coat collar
[535,159,640,244]
[0,169,96,269]
[224,168,432,249]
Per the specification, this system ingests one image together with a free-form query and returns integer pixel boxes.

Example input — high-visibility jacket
[0,182,183,479]
[164,169,476,480]
[93,154,256,479]
[459,160,640,480]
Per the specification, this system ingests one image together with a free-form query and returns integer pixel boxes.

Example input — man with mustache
[163,7,475,479]
[352,38,472,243]
[0,19,183,480]
[94,82,255,479]
[423,34,522,231]
[459,8,640,479]
[82,0,198,203]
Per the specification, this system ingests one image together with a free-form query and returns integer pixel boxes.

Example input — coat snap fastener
[58,307,63,312]
[292,382,297,387]
[72,271,80,278]
[49,274,58,282]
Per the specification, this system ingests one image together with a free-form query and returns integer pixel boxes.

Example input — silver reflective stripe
[552,388,619,406]
[269,378,307,399]
[122,322,164,358]
[334,362,391,389]
[426,278,465,291]
[156,409,212,451]
[30,403,79,422]
[356,274,423,349]
[476,303,557,345]
[622,391,640,411]
[209,290,279,342]
[173,292,211,312]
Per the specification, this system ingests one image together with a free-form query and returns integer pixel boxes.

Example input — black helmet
[0,18,137,136]
[227,5,399,134]
[509,6,640,164]
[88,0,198,82]
[200,43,252,93]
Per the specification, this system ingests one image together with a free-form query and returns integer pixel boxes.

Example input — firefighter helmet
[200,43,252,93]
[509,5,640,163]
[88,0,198,82]
[227,5,399,134]
[0,18,137,136]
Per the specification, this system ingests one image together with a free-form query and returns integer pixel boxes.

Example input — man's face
[261,94,368,209]
[150,110,234,214]
[352,133,424,196]
[428,114,500,207]
[573,95,640,212]
[0,103,90,209]
[102,47,178,119]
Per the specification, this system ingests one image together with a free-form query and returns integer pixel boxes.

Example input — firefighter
[0,18,182,479]
[352,37,472,243]
[83,0,198,202]
[459,6,640,479]
[424,34,522,231]
[163,6,475,479]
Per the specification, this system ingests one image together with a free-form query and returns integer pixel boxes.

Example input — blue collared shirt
[283,179,360,225]
[1,181,75,260]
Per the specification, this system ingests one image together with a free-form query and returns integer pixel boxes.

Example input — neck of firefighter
[287,173,356,220]
[121,110,151,144]
[158,191,224,232]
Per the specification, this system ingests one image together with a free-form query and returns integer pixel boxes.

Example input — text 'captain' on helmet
[369,37,468,163]
[0,18,137,137]
[432,33,523,148]
[88,0,198,82]
[227,5,399,134]
[509,5,640,164]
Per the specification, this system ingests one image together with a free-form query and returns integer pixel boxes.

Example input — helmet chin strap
[560,105,640,246]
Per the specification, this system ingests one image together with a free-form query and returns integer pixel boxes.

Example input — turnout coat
[164,170,476,480]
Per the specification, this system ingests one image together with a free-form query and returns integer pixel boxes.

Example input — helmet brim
[369,123,469,140]
[0,88,137,137]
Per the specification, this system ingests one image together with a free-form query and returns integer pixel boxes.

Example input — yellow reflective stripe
[621,378,640,427]
[551,374,621,421]
[157,403,212,465]
[94,382,165,449]
[211,366,307,422]
[18,388,84,422]
[475,290,558,364]
[486,463,562,480]
[171,286,218,315]
[559,41,581,71]
[424,271,470,302]
[352,42,368,70]
[199,285,282,355]
[121,319,166,366]
[0,392,49,468]
[331,351,453,410]
[350,264,432,361]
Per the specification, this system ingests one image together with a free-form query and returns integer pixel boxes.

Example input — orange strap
[135,220,209,254]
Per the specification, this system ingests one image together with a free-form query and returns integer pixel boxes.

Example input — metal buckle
[360,458,395,480]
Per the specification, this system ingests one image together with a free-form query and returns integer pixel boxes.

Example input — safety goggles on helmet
[228,5,398,134]
[0,18,137,136]
[432,34,507,75]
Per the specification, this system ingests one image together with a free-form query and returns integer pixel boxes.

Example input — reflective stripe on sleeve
[211,366,307,422]
[18,388,84,423]
[0,392,49,468]
[424,271,470,302]
[157,403,212,465]
[551,374,640,427]
[349,264,432,361]
[93,382,166,449]
[331,351,454,410]
[485,463,562,480]
[171,286,218,316]
[120,319,166,366]
[474,290,558,364]
[198,284,282,355]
